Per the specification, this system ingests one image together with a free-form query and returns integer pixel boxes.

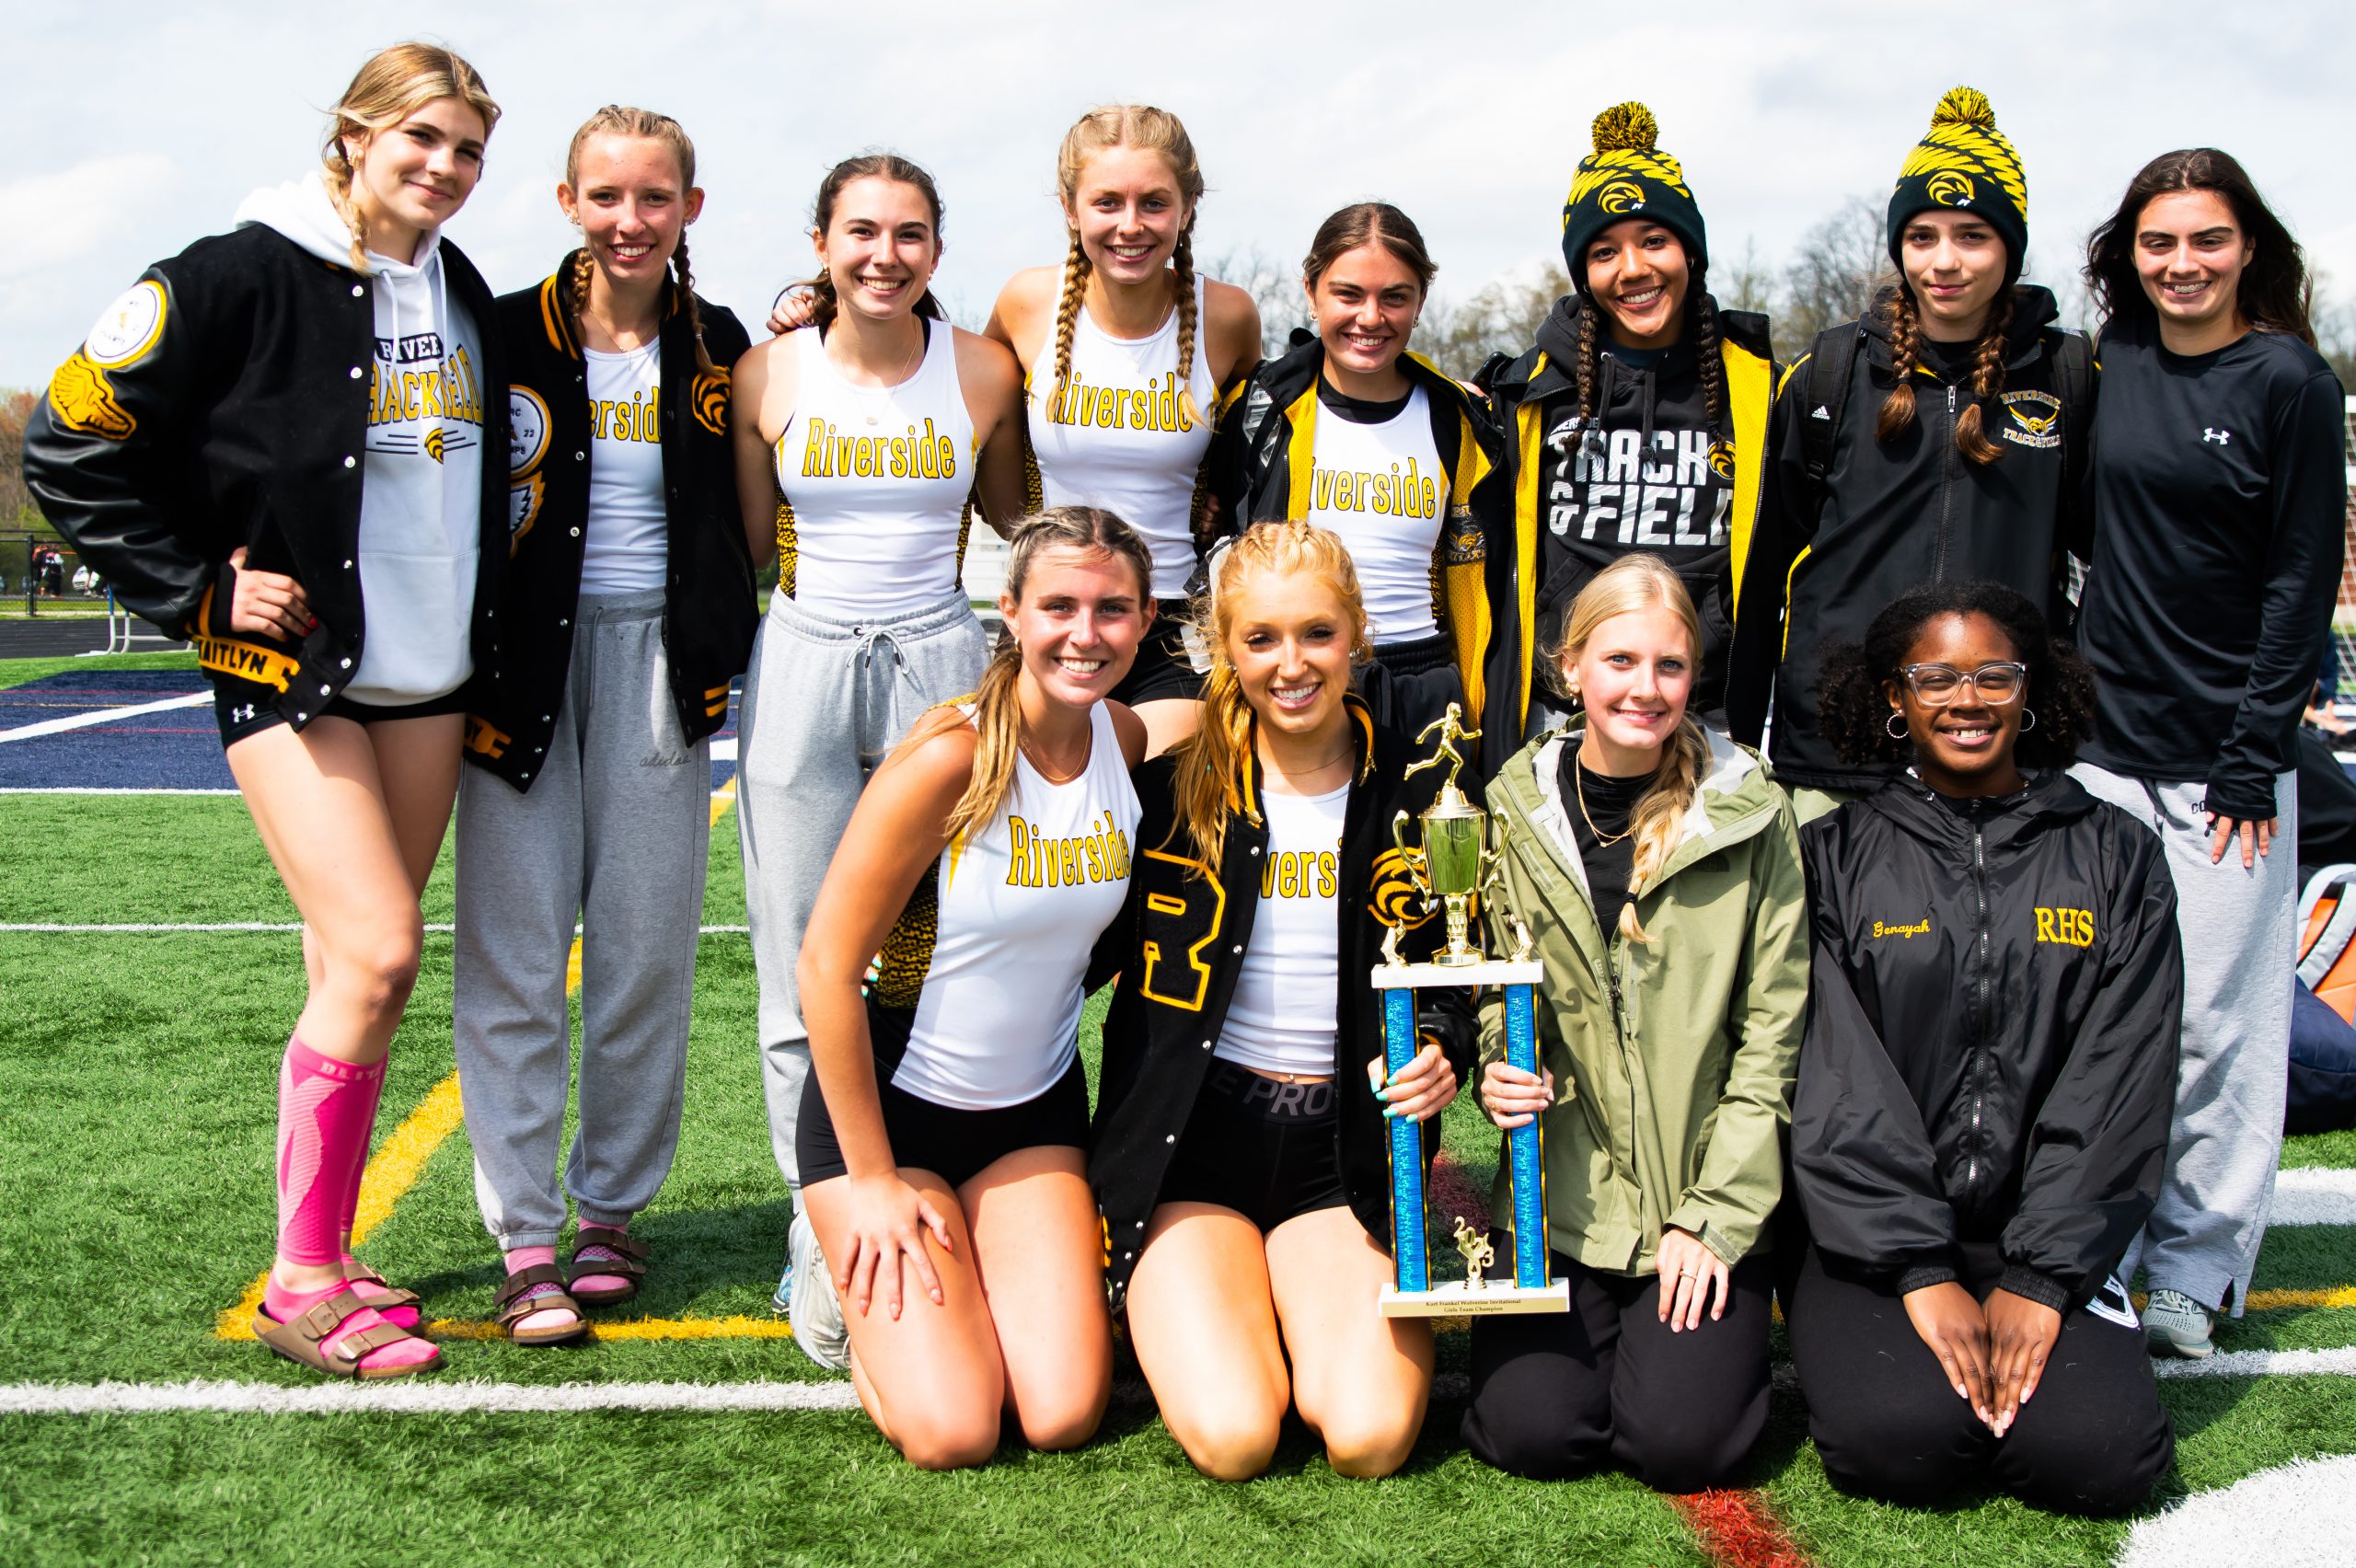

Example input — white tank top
[1025,271,1215,598]
[775,321,974,617]
[1216,782,1346,1077]
[580,341,667,594]
[879,701,1140,1110]
[1300,385,1447,646]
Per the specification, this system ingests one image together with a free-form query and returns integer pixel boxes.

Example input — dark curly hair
[1815,581,2097,769]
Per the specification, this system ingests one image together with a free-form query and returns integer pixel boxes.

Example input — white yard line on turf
[0,923,754,934]
[0,690,211,744]
[2150,1347,2356,1379]
[2271,1166,2356,1227]
[0,1378,860,1415]
[0,786,239,795]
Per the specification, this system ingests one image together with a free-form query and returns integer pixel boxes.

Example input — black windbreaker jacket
[1088,697,1476,1309]
[22,224,506,726]
[1727,285,2092,792]
[463,262,756,788]
[1793,771,2181,1310]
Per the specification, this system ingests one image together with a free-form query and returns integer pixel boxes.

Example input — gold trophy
[1374,703,1568,1316]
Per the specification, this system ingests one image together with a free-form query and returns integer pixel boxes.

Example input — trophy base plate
[1379,1280,1572,1318]
[1371,961,1545,990]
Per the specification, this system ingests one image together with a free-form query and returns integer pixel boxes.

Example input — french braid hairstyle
[1873,282,2017,465]
[1051,106,1209,427]
[1542,553,1709,943]
[1168,522,1372,875]
[942,508,1155,843]
[563,106,714,374]
[800,154,949,332]
[1565,258,1728,473]
[321,43,501,274]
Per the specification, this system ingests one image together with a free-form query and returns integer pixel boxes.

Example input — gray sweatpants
[2072,762,2296,1315]
[453,589,711,1251]
[737,588,987,1193]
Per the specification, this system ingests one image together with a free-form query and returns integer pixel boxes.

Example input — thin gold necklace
[1020,732,1089,784]
[1574,759,1635,847]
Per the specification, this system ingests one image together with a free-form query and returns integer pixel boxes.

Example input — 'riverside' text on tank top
[776,322,975,617]
[1302,383,1445,645]
[1026,271,1216,598]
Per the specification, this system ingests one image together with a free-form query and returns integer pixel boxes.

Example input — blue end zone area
[0,669,742,791]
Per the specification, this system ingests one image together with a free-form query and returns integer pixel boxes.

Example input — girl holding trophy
[1462,553,1807,1491]
[1091,520,1475,1481]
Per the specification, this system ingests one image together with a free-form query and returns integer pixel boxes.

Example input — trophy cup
[1375,704,1569,1317]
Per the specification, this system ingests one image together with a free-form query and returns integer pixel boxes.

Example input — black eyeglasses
[1900,661,2028,704]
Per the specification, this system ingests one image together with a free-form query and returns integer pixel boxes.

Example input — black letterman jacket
[22,224,507,725]
[462,260,756,789]
[1087,696,1478,1309]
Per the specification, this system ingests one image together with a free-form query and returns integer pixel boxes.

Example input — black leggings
[1785,1242,2175,1515]
[1461,1246,1773,1493]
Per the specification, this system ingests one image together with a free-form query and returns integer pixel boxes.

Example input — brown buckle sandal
[252,1287,439,1380]
[342,1262,422,1315]
[566,1227,650,1307]
[494,1263,590,1345]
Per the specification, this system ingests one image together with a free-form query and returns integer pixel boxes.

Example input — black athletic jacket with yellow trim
[462,259,756,790]
[1795,772,2181,1310]
[1474,297,1774,775]
[1726,285,2093,793]
[22,224,506,726]
[1207,332,1503,717]
[1087,695,1477,1309]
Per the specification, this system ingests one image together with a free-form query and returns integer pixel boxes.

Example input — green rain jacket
[1479,724,1807,1275]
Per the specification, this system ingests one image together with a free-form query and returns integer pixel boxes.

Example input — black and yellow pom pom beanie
[1887,86,2027,280]
[1560,102,1707,291]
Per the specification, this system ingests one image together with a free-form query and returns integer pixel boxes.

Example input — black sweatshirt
[2075,317,2347,820]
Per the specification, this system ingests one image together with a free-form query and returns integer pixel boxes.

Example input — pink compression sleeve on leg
[275,1037,385,1268]
[335,1055,386,1250]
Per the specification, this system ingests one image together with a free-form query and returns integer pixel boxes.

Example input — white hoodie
[233,170,483,704]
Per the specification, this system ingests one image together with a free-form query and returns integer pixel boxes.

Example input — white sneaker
[787,1209,849,1371]
[2144,1287,2216,1359]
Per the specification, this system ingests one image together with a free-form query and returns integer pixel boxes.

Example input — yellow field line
[420,1314,794,1343]
[218,780,741,1342]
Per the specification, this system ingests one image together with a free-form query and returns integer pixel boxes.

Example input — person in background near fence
[2068,147,2349,1359]
[1727,88,2096,824]
[795,508,1151,1469]
[451,107,754,1344]
[982,105,1263,756]
[1207,203,1501,737]
[1089,521,1472,1481]
[22,42,506,1378]
[1476,103,1775,772]
[1461,553,1806,1493]
[730,153,1027,1361]
[1789,582,2179,1514]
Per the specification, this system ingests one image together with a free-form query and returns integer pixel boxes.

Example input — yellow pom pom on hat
[1560,101,1708,291]
[1887,86,2028,280]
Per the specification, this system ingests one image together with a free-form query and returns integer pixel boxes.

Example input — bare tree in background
[2313,270,2356,390]
[1714,237,1777,317]
[1778,194,1890,350]
[0,390,41,528]
[1415,267,1571,382]
[1208,246,1307,361]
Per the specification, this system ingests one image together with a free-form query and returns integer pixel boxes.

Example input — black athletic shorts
[1109,599,1204,706]
[1159,1060,1350,1232]
[1357,632,1467,738]
[797,1052,1090,1192]
[209,671,470,749]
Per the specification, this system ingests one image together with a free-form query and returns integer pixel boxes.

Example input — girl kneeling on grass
[1788,582,2178,1514]
[1462,553,1807,1492]
[453,106,755,1344]
[794,507,1152,1469]
[24,42,507,1379]
[1091,520,1473,1481]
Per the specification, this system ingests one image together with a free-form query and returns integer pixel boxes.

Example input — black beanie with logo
[1560,102,1708,292]
[1886,86,2028,282]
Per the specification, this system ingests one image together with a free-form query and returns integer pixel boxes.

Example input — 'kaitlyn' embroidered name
[798,416,959,480]
[1005,811,1132,889]
[1309,458,1439,521]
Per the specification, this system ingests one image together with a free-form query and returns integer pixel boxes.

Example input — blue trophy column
[1504,982,1548,1289]
[1382,986,1427,1294]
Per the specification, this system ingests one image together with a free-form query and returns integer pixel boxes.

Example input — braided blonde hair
[319,42,500,273]
[563,106,713,374]
[1050,106,1208,427]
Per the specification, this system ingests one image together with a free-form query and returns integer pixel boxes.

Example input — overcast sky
[6,0,2352,386]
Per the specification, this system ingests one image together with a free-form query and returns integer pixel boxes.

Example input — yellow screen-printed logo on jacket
[1369,847,1437,930]
[798,416,958,480]
[1308,459,1440,521]
[1005,810,1132,889]
[1871,917,1933,940]
[1041,370,1195,433]
[691,366,730,435]
[2035,906,2095,947]
[49,280,168,441]
[1999,391,2062,450]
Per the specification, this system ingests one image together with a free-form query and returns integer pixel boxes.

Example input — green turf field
[4,653,2355,1566]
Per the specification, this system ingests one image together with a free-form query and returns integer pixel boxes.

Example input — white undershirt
[580,342,667,594]
[1216,782,1346,1077]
